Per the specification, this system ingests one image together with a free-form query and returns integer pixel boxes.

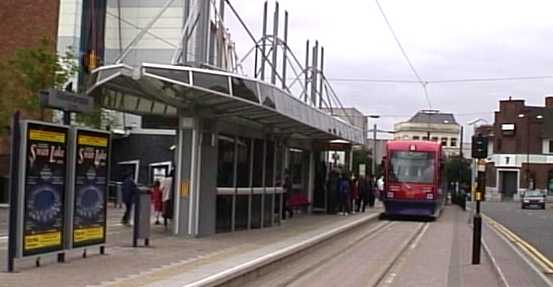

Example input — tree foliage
[0,38,78,134]
[444,156,471,185]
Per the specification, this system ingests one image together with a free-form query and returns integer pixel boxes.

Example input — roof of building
[408,111,458,125]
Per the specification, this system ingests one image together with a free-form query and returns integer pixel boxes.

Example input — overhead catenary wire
[326,75,553,84]
[375,0,432,109]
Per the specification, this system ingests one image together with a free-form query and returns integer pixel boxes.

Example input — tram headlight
[426,193,434,200]
[386,192,394,199]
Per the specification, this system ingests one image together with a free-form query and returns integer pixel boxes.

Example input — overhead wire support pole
[225,0,286,87]
[311,41,319,106]
[318,46,325,109]
[281,10,289,90]
[304,40,310,103]
[116,0,176,64]
[271,2,280,85]
[260,1,268,80]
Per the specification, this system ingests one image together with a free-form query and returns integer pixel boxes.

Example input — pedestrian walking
[151,180,162,224]
[121,173,138,225]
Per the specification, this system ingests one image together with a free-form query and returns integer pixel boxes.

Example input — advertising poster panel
[22,123,68,256]
[72,130,110,248]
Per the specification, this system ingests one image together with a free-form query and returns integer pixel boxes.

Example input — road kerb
[483,213,553,275]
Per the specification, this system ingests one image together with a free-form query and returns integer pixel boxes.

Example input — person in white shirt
[159,170,174,228]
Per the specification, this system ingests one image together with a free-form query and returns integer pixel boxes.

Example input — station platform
[0,203,550,287]
[0,206,382,287]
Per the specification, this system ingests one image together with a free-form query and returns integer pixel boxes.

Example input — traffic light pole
[471,134,488,266]
[472,169,484,265]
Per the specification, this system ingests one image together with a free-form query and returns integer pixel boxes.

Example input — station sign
[20,122,68,256]
[39,89,94,113]
[71,129,110,248]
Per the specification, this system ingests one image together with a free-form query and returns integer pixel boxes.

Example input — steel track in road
[247,219,431,287]
[372,222,430,287]
[275,220,396,287]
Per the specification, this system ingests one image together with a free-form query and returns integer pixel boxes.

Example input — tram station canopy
[87,63,365,144]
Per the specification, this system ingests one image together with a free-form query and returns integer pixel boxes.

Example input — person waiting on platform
[151,180,162,225]
[337,173,351,216]
[356,175,369,212]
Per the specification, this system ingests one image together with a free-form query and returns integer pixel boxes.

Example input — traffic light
[471,135,488,159]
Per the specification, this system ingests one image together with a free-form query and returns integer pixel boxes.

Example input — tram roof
[86,63,365,144]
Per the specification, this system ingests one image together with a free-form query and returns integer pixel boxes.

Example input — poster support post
[7,111,21,272]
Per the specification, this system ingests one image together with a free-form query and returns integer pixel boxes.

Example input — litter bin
[115,182,123,208]
[133,187,151,247]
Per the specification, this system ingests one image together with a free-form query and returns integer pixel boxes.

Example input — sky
[224,0,553,140]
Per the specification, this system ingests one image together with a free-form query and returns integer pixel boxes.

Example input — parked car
[521,190,546,209]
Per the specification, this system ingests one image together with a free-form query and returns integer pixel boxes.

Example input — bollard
[133,187,151,247]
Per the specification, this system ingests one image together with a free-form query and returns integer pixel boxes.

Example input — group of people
[121,170,174,227]
[336,174,379,216]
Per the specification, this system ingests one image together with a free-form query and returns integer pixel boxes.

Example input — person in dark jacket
[368,176,376,208]
[357,175,369,212]
[282,170,293,219]
[337,173,351,215]
[121,173,138,225]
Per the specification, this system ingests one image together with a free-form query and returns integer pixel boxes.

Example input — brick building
[483,97,553,200]
[0,1,61,201]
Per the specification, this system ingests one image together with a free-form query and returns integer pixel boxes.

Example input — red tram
[382,140,445,217]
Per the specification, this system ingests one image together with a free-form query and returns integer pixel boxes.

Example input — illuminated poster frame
[67,128,111,249]
[17,121,69,257]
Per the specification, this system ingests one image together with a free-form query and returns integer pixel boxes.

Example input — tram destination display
[22,122,68,256]
[72,130,110,248]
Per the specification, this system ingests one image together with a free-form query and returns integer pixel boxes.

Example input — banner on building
[21,122,68,256]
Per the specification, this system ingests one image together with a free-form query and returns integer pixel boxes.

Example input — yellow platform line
[483,214,553,274]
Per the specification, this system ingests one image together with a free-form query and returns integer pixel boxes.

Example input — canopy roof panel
[87,63,365,144]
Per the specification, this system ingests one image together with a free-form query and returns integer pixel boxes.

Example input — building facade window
[450,137,457,147]
[217,134,235,187]
[431,137,438,142]
[549,140,553,154]
[441,137,448,146]
[236,137,251,187]
[413,136,420,140]
[422,136,429,141]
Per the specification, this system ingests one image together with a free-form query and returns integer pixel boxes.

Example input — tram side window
[450,137,457,147]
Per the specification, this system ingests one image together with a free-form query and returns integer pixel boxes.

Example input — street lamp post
[518,113,543,191]
[368,115,380,177]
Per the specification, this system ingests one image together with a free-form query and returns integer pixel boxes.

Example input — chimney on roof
[546,96,553,108]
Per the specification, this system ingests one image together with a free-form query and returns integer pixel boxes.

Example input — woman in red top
[151,180,162,224]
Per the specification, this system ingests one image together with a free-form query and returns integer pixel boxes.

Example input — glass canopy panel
[194,71,230,95]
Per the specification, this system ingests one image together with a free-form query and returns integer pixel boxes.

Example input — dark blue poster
[72,130,109,247]
[23,123,67,256]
